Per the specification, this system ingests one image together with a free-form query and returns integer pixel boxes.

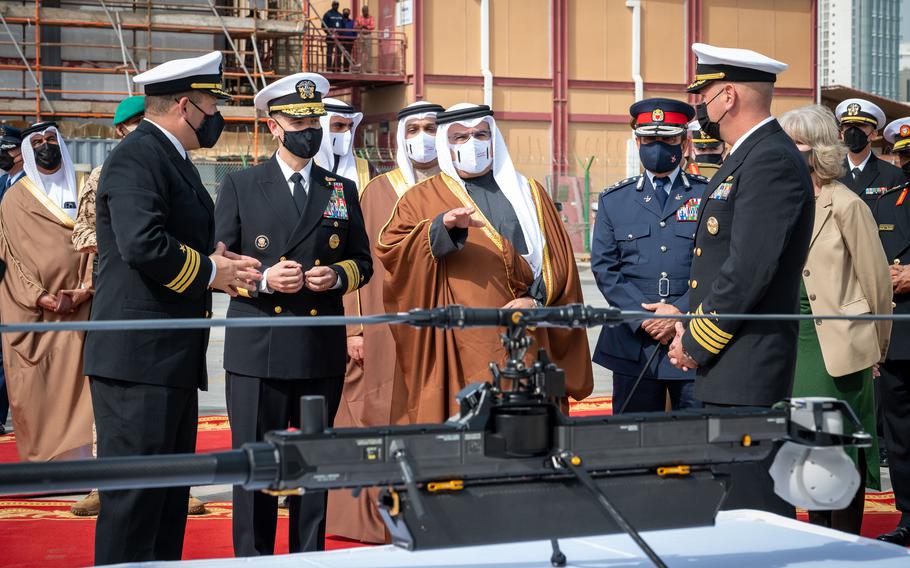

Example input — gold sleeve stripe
[690,318,722,354]
[694,306,731,345]
[173,247,201,294]
[165,246,201,293]
[335,260,360,294]
[691,318,725,351]
[696,305,733,340]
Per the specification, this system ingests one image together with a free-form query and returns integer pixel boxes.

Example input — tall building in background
[820,0,901,99]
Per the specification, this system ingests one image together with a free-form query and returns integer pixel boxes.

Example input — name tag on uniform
[323,181,349,220]
[865,186,890,196]
[879,224,895,232]
[710,182,732,201]
[677,198,700,221]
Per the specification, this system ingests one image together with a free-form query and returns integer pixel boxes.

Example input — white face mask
[330,130,353,155]
[405,131,437,164]
[450,137,492,174]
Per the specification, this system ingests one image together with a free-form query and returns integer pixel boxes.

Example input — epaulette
[882,182,910,205]
[602,175,641,195]
[684,172,709,184]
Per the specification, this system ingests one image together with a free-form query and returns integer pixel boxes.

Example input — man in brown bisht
[0,121,93,462]
[377,103,593,425]
[329,100,445,543]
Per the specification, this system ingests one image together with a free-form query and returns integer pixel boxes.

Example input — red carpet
[0,499,368,568]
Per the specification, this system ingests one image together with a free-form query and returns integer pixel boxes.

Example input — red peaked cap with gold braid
[630,98,695,137]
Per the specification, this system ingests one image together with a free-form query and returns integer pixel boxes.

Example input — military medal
[706,216,719,235]
[255,235,270,250]
[329,234,340,249]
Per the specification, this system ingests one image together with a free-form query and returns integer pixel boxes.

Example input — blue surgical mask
[639,141,682,174]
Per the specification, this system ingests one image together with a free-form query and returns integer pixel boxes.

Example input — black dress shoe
[877,526,910,546]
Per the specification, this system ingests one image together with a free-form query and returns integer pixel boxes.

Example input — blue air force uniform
[592,98,705,412]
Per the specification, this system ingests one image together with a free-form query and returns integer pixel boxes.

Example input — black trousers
[703,402,796,519]
[90,376,198,565]
[879,360,910,523]
[226,373,343,556]
[612,374,702,413]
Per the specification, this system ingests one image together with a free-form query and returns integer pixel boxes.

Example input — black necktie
[654,177,668,210]
[290,172,307,215]
[852,167,861,180]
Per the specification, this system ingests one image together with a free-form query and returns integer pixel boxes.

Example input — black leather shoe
[877,526,910,546]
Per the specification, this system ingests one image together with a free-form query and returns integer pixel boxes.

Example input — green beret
[113,95,145,126]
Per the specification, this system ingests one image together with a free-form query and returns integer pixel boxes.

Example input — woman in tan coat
[780,104,892,534]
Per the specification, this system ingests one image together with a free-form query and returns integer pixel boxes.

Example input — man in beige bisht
[328,100,445,543]
[0,121,93,462]
[377,103,593,425]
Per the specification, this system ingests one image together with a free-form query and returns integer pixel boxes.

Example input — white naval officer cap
[835,98,886,130]
[687,43,788,93]
[133,51,231,99]
[253,73,330,117]
[883,118,910,153]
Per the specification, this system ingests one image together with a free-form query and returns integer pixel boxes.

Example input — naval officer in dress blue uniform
[592,98,707,413]
[215,72,372,556]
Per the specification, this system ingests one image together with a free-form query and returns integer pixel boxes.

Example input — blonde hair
[778,104,847,185]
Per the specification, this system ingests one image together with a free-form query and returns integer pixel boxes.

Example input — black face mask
[182,98,225,149]
[638,141,682,174]
[697,153,723,165]
[34,142,61,170]
[695,89,727,143]
[842,126,869,154]
[280,125,323,159]
[0,150,15,172]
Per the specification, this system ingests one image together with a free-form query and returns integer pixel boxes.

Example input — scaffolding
[0,0,407,159]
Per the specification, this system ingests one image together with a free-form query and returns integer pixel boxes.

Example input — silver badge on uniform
[255,235,270,250]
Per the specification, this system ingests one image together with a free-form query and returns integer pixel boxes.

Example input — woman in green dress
[780,104,893,534]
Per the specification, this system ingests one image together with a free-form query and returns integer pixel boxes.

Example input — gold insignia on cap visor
[847,103,861,116]
[900,125,910,138]
[298,80,316,100]
[651,109,664,122]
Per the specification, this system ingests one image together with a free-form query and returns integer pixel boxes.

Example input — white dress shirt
[729,116,776,156]
[848,150,872,173]
[143,118,217,286]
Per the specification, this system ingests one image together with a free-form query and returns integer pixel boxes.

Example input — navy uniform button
[660,245,667,252]
[659,221,667,228]
[661,271,668,278]
[274,306,282,314]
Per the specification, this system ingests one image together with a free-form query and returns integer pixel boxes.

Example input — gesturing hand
[210,241,262,297]
[443,207,485,230]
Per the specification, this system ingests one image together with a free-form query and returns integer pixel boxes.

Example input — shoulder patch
[603,175,640,195]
